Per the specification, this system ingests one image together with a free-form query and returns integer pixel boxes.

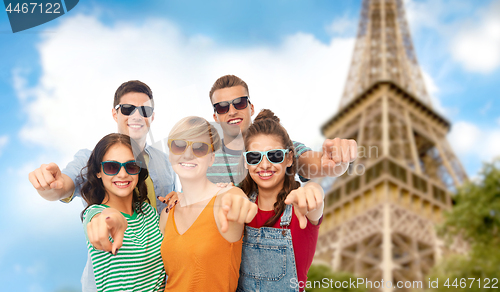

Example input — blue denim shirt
[62,144,177,292]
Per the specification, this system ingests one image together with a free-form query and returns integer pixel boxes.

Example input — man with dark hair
[28,80,177,292]
[208,74,357,184]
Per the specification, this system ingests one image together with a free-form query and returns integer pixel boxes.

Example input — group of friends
[28,75,357,292]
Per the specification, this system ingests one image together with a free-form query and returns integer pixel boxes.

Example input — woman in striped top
[81,133,165,292]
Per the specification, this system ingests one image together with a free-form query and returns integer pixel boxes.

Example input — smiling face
[169,134,215,180]
[113,92,154,142]
[245,134,292,192]
[97,143,139,202]
[212,85,255,139]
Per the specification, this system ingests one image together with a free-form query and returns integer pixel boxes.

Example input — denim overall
[237,193,299,292]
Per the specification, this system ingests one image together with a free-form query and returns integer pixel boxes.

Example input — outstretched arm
[297,138,357,179]
[28,163,76,201]
[284,182,325,229]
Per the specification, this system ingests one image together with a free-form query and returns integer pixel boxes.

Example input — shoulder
[63,149,92,171]
[140,201,156,214]
[74,148,92,159]
[82,204,107,223]
[146,144,163,154]
[217,186,246,198]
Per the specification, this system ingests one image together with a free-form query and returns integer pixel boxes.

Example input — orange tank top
[161,195,242,292]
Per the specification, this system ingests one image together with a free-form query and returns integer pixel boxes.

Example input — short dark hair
[113,80,154,108]
[209,75,249,103]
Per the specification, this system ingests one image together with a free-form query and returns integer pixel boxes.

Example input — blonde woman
[160,116,258,292]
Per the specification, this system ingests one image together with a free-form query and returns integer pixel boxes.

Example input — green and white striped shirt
[83,202,165,292]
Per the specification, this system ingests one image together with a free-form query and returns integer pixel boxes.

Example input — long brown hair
[239,109,300,227]
[80,133,149,220]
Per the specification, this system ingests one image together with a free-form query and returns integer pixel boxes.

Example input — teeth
[181,163,196,167]
[228,119,242,124]
[115,182,129,186]
[259,172,273,177]
[129,125,142,129]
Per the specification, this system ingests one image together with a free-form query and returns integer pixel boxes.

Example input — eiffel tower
[315,0,467,291]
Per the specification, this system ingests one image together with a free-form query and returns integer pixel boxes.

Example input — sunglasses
[115,104,154,118]
[213,96,250,114]
[168,139,214,158]
[101,160,142,176]
[243,149,289,165]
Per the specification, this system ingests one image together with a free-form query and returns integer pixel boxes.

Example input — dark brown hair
[80,133,150,220]
[113,80,154,108]
[209,75,249,102]
[239,109,300,227]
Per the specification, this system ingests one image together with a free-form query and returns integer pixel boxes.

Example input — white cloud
[449,120,500,161]
[421,70,448,115]
[11,14,355,238]
[451,0,500,73]
[16,13,355,159]
[325,14,357,36]
[0,135,8,157]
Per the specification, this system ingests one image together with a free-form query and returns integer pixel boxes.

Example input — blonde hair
[168,116,221,151]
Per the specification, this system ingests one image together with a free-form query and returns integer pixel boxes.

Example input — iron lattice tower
[315,0,467,291]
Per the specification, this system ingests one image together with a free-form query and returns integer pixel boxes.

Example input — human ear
[213,112,220,123]
[97,173,102,178]
[208,152,215,167]
[112,108,118,122]
[286,153,293,168]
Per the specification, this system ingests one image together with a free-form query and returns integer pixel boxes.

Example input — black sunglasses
[101,160,142,176]
[213,96,250,114]
[115,104,154,118]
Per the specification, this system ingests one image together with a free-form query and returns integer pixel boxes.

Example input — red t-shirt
[247,199,322,291]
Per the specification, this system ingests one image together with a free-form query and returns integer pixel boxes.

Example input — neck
[223,133,244,151]
[256,183,284,211]
[178,176,218,207]
[134,137,147,151]
[102,192,134,216]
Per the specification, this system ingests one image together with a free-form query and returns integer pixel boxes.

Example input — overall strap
[248,192,257,203]
[279,204,293,227]
[250,191,292,227]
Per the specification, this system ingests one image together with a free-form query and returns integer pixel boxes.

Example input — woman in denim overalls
[237,109,325,292]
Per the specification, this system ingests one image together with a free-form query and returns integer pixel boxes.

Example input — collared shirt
[61,144,177,292]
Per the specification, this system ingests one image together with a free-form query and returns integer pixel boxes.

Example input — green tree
[306,264,367,292]
[424,160,500,291]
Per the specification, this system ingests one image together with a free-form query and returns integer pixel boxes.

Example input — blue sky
[1,0,499,291]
